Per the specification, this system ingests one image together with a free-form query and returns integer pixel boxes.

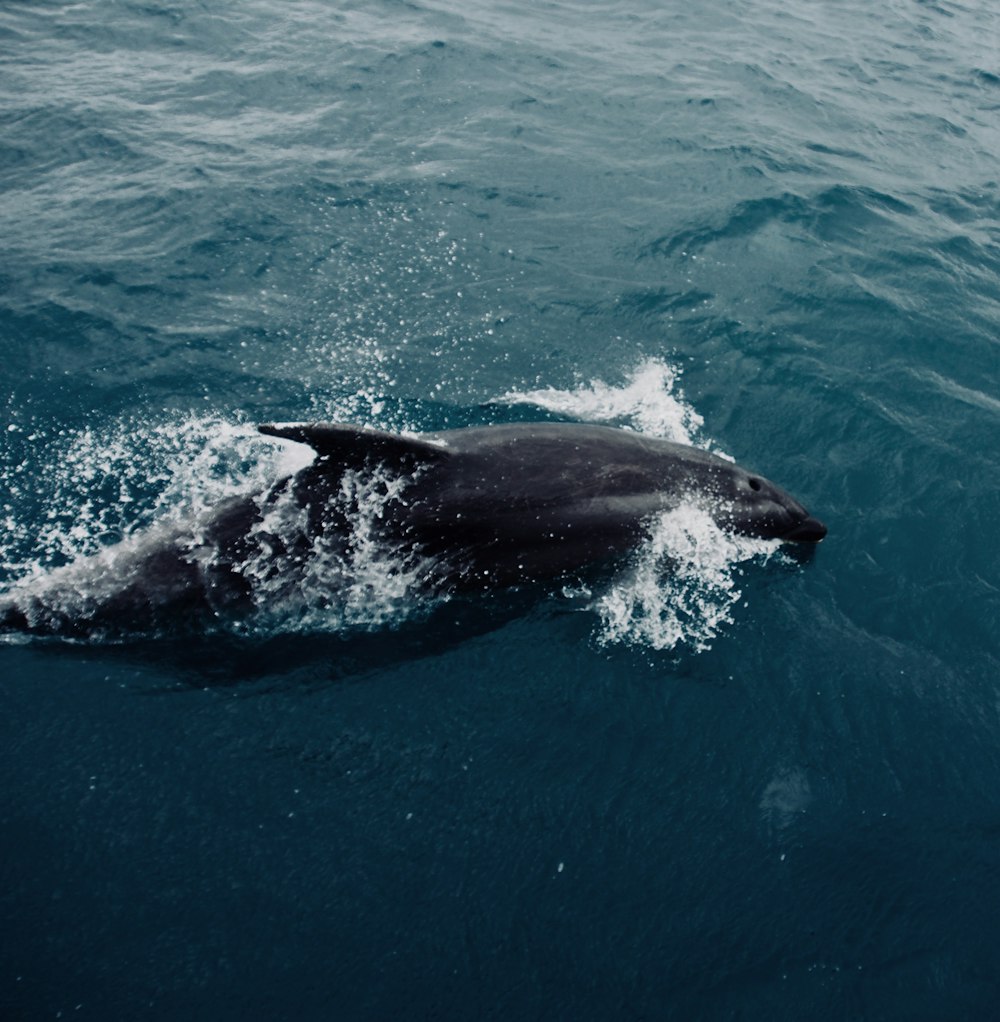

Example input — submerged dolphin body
[0,421,825,636]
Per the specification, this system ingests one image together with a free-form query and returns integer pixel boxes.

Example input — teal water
[2,0,1000,1017]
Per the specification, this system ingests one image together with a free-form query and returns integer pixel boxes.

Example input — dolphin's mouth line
[783,516,827,543]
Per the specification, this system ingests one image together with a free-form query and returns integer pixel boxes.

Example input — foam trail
[0,427,443,641]
[1,416,442,640]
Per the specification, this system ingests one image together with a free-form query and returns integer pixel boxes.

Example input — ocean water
[2,0,999,1017]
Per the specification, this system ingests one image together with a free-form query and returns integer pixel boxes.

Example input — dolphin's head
[710,463,827,543]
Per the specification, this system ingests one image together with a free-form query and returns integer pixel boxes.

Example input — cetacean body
[263,420,826,582]
[0,421,826,634]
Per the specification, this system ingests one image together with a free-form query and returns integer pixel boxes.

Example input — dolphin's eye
[748,477,762,492]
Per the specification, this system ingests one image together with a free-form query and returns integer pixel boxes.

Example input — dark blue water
[3,0,1000,1017]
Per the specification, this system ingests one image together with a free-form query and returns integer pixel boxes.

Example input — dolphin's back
[395,424,720,582]
[258,420,728,582]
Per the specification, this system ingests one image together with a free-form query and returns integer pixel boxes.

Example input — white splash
[1,415,446,639]
[497,357,707,446]
[1,415,309,579]
[237,465,443,635]
[593,505,781,653]
[498,357,770,652]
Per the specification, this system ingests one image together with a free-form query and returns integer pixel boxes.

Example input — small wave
[496,357,708,445]
[641,186,916,263]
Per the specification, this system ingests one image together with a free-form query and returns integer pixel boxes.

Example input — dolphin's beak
[783,516,827,543]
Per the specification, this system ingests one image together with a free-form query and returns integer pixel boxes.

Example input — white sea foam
[1,417,441,638]
[497,357,708,447]
[1,415,310,579]
[593,505,781,653]
[498,357,769,651]
[235,464,442,636]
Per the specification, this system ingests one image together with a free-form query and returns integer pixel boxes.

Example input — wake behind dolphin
[0,421,825,638]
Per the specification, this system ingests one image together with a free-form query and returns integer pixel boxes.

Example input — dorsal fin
[258,422,450,470]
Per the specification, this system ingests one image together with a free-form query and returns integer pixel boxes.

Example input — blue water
[2,0,1000,1017]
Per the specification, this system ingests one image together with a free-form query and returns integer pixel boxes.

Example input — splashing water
[593,505,782,653]
[0,415,310,580]
[3,360,791,649]
[236,464,445,637]
[497,358,709,447]
[1,441,444,640]
[498,358,776,651]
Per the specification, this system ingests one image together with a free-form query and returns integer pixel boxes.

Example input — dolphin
[0,421,825,636]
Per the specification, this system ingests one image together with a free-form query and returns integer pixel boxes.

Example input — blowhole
[748,477,762,492]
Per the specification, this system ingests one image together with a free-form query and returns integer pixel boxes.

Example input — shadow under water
[20,584,554,690]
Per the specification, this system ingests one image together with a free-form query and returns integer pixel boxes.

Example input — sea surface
[2,0,999,1018]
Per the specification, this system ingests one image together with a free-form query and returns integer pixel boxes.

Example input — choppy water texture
[2,1,999,1018]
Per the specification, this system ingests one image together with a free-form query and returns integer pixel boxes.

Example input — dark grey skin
[262,421,826,582]
[0,421,825,635]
